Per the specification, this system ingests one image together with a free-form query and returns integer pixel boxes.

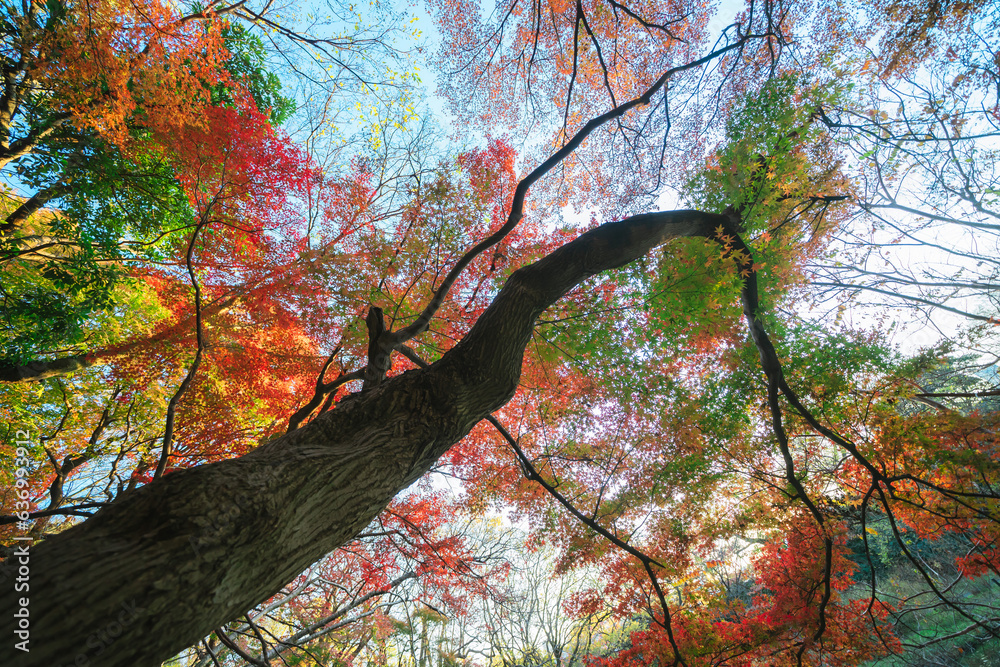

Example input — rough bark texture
[0,209,723,667]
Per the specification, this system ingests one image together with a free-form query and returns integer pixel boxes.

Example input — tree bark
[0,356,92,383]
[0,209,724,667]
[0,185,66,238]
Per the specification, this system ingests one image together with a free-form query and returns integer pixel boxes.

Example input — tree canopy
[1,0,999,666]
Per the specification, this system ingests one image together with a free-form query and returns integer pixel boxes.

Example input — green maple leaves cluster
[2,140,185,361]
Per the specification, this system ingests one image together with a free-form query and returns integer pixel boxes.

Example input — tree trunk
[0,209,723,667]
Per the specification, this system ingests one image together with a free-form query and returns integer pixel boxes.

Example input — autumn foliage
[2,0,1000,665]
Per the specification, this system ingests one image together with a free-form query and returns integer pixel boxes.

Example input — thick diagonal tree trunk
[0,209,725,667]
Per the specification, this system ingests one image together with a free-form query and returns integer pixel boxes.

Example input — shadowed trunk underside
[0,210,724,667]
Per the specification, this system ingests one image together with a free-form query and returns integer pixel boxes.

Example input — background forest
[0,0,999,666]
